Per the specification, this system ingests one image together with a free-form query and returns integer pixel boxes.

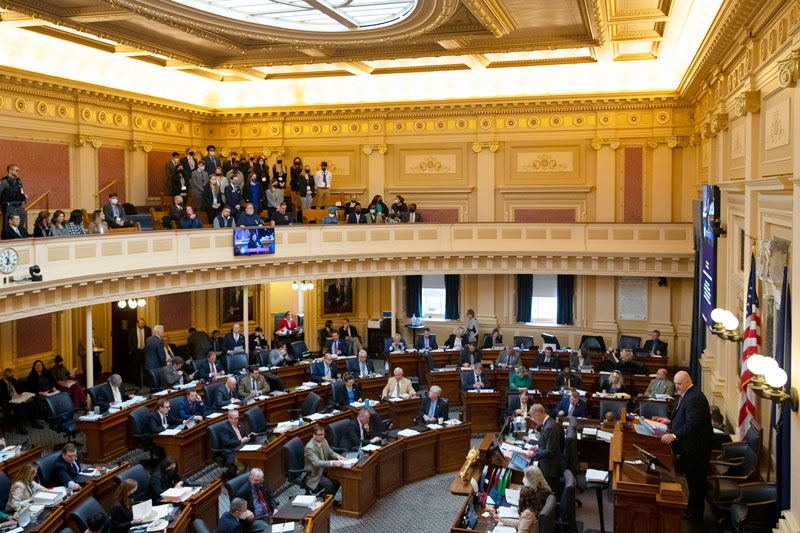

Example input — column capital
[127,140,152,153]
[734,90,761,117]
[261,146,286,157]
[777,49,800,88]
[73,135,102,149]
[709,113,728,137]
[471,141,499,153]
[647,136,693,149]
[362,144,388,155]
[590,138,621,150]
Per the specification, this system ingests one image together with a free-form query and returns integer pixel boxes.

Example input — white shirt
[314,170,331,188]
[137,328,145,350]
[112,385,121,404]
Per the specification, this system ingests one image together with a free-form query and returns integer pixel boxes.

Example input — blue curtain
[556,275,574,325]
[444,275,460,320]
[772,267,791,518]
[516,274,532,323]
[688,219,705,385]
[405,275,422,318]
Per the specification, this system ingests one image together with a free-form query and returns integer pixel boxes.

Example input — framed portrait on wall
[220,287,254,324]
[321,278,354,316]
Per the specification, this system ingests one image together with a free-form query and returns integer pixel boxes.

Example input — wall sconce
[118,298,146,308]
[747,354,798,412]
[291,281,314,291]
[710,307,743,342]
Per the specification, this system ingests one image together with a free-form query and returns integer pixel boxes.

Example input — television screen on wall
[233,228,275,256]
[701,185,720,329]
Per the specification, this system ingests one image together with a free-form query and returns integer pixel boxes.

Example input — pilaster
[127,140,151,206]
[71,134,101,211]
[363,144,387,203]
[591,139,621,223]
[472,141,499,222]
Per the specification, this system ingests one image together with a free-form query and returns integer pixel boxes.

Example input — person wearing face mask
[314,161,331,209]
[272,158,287,205]
[391,195,409,220]
[254,156,269,182]
[179,148,198,185]
[344,196,361,216]
[149,457,185,504]
[164,152,184,198]
[347,206,367,224]
[289,156,303,194]
[243,173,264,214]
[367,195,388,222]
[225,160,244,184]
[203,172,223,223]
[322,205,339,224]
[202,145,219,176]
[224,172,244,217]
[297,166,315,215]
[264,180,281,217]
[222,151,238,175]
[407,203,423,223]
[103,192,134,229]
[189,159,208,210]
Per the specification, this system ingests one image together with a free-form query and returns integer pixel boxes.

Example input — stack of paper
[222,404,238,410]
[493,526,516,533]
[505,488,520,506]
[444,419,462,426]
[361,444,381,452]
[293,495,316,507]
[387,397,405,402]
[655,394,673,401]
[306,412,328,421]
[152,390,169,397]
[132,500,154,521]
[240,444,261,452]
[159,428,182,436]
[206,412,224,419]
[339,458,358,469]
[9,392,35,404]
[397,429,420,437]
[586,469,609,483]
[301,382,318,388]
[582,427,598,437]
[272,523,296,533]
[32,489,64,506]
[426,424,443,430]
[596,430,613,442]
[497,507,519,519]
[160,487,191,502]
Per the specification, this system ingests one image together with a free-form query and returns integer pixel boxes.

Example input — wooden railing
[94,180,118,209]
[24,191,49,212]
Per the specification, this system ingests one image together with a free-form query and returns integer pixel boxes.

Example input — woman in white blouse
[7,462,43,512]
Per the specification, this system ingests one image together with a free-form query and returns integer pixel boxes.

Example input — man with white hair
[418,385,449,424]
[643,368,675,397]
[95,374,133,411]
[216,376,242,407]
[381,367,414,400]
[144,325,167,370]
[219,497,251,533]
[241,468,276,531]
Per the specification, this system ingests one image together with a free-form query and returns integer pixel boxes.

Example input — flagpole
[766,415,773,482]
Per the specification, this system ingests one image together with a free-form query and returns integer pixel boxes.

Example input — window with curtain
[531,274,558,324]
[421,274,446,319]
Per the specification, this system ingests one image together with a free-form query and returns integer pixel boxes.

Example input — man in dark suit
[94,374,132,411]
[50,443,83,490]
[407,204,423,223]
[148,398,174,435]
[165,152,184,198]
[186,328,212,360]
[526,404,563,495]
[223,323,246,354]
[346,350,375,378]
[203,145,220,177]
[342,408,382,451]
[339,318,362,354]
[218,497,247,533]
[346,209,368,224]
[210,329,224,356]
[127,318,151,386]
[554,367,582,391]
[218,410,252,475]
[555,389,588,418]
[661,371,713,520]
[216,377,242,407]
[144,325,167,370]
[536,346,559,369]
[179,149,198,185]
[458,342,481,367]
[643,330,668,357]
[310,353,338,384]
[1,214,28,239]
[242,468,277,530]
[417,386,449,425]
[102,192,134,229]
[461,364,490,391]
[414,328,438,351]
[325,331,348,356]
[197,352,224,381]
[178,389,205,423]
[326,279,345,308]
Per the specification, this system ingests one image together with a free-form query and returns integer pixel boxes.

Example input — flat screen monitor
[701,185,720,329]
[233,228,275,256]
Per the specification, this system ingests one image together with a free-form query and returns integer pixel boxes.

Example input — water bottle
[364,399,369,407]
[412,314,417,326]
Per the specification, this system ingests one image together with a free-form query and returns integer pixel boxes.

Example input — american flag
[738,253,760,439]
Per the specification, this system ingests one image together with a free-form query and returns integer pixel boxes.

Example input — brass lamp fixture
[291,281,314,291]
[710,307,743,342]
[746,354,798,412]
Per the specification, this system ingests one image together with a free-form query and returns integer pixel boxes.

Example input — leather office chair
[288,392,323,419]
[69,497,108,532]
[513,336,535,350]
[639,401,669,419]
[86,385,103,411]
[223,472,249,502]
[192,519,212,533]
[541,333,561,350]
[208,420,233,467]
[707,420,762,516]
[60,528,75,533]
[557,469,580,533]
[243,408,272,443]
[128,406,155,457]
[283,437,323,496]
[618,335,642,350]
[729,482,777,533]
[0,471,10,511]
[598,399,627,421]
[263,372,285,392]
[289,341,310,360]
[328,419,352,454]
[538,494,558,533]
[203,381,228,410]
[330,381,349,409]
[579,335,606,352]
[168,395,186,419]
[115,464,150,502]
[35,451,61,485]
[45,392,78,448]
[146,368,161,392]
[224,353,248,375]
[366,406,391,437]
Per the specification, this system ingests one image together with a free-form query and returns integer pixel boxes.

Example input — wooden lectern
[610,422,686,533]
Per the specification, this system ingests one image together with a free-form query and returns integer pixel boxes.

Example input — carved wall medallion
[528,117,540,128]
[505,118,517,129]
[370,122,382,132]
[627,113,640,125]
[114,113,124,126]
[98,111,108,124]
[134,116,144,128]
[57,105,68,118]
[148,118,157,129]
[656,111,670,124]
[14,98,26,113]
[599,113,612,126]
[349,123,359,133]
[435,119,446,130]
[413,120,425,131]
[291,125,302,135]
[269,124,281,136]
[82,108,93,122]
[550,116,563,127]
[330,123,341,134]
[36,102,48,116]
[311,124,321,135]
[479,117,492,130]
[456,119,468,129]
[573,115,584,126]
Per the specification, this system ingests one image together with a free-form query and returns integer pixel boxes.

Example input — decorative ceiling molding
[461,0,517,37]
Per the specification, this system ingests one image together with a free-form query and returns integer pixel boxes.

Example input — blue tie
[428,401,436,419]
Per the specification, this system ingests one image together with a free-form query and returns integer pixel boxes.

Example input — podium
[610,422,686,533]
[460,391,501,433]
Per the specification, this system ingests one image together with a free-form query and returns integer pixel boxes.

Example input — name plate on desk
[467,389,495,393]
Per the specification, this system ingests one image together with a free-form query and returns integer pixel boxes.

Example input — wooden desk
[88,463,128,512]
[236,435,287,494]
[402,430,436,484]
[167,505,192,533]
[282,411,355,444]
[429,370,464,406]
[306,495,333,533]
[0,446,42,479]
[153,422,209,477]
[376,438,404,498]
[75,408,132,464]
[610,423,686,533]
[386,397,421,429]
[27,507,64,533]
[262,392,297,423]
[387,352,422,379]
[188,478,223,531]
[357,376,386,401]
[274,365,308,389]
[329,450,379,518]
[460,391,501,433]
[435,423,472,474]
